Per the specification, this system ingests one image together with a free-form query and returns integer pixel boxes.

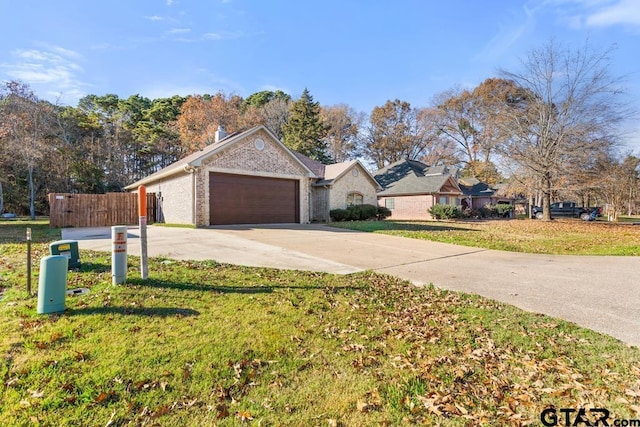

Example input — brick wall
[378,194,435,220]
[142,173,195,225]
[195,129,310,226]
[329,164,379,211]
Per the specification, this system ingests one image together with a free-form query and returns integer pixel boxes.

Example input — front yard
[1,221,639,425]
[329,218,640,256]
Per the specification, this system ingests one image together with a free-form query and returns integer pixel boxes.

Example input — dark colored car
[531,202,600,221]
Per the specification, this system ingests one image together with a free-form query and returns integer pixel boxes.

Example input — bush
[461,207,482,219]
[479,206,493,218]
[428,204,460,220]
[376,206,392,220]
[494,203,514,217]
[330,208,350,221]
[347,204,378,221]
[330,204,392,222]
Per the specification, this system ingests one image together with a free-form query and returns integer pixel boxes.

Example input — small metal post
[26,227,32,295]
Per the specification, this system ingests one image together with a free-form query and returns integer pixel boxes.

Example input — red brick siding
[378,195,435,220]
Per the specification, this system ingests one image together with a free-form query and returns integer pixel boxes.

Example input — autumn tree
[282,89,330,162]
[498,41,628,220]
[364,99,437,168]
[177,92,244,152]
[320,104,364,162]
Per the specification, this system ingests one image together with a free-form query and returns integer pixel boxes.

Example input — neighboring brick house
[458,177,514,211]
[374,159,463,220]
[125,125,379,226]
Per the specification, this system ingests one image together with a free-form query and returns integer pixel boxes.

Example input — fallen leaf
[216,403,229,419]
[236,410,253,422]
[30,390,44,398]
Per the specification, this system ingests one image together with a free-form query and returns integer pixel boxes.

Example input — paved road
[63,224,640,347]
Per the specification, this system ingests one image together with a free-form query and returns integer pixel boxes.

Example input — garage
[209,172,300,225]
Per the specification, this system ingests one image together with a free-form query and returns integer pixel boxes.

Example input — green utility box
[50,240,81,269]
[37,255,68,314]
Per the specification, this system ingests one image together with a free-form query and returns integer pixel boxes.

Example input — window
[439,195,460,206]
[385,198,395,210]
[347,192,363,206]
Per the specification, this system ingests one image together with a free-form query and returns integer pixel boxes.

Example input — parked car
[0,212,17,219]
[531,202,600,221]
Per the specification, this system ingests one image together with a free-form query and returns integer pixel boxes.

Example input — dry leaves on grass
[340,273,640,425]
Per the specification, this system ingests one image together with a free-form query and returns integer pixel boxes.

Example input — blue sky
[1,0,639,151]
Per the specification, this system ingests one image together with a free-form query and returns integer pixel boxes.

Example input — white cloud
[546,0,640,28]
[202,30,242,40]
[0,46,89,105]
[202,32,223,40]
[145,15,164,21]
[168,28,191,34]
[166,0,175,5]
[584,0,640,26]
[476,5,537,61]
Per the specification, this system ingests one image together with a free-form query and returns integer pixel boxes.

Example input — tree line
[1,40,638,220]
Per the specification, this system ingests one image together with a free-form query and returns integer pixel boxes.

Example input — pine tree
[282,88,331,163]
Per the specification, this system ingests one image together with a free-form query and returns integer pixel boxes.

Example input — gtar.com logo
[540,407,640,426]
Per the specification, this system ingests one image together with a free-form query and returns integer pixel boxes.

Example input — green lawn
[328,218,640,255]
[1,221,639,425]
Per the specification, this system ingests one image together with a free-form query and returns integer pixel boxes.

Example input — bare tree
[415,107,459,167]
[257,97,291,139]
[596,154,640,220]
[499,41,629,220]
[433,79,526,176]
[0,81,54,219]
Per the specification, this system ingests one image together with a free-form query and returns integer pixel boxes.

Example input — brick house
[458,177,514,212]
[125,125,379,226]
[374,159,463,220]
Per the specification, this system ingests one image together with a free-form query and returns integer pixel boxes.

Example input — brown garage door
[209,173,300,225]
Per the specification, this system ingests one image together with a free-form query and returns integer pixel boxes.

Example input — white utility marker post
[112,226,127,284]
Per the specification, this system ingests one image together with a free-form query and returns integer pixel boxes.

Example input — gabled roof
[458,177,497,197]
[374,159,462,196]
[312,159,382,190]
[125,125,316,189]
[293,152,325,178]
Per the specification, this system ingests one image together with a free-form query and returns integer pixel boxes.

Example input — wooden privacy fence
[48,193,157,228]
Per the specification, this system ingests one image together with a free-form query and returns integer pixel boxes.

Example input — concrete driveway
[63,224,640,347]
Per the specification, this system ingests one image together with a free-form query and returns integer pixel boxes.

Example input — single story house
[125,125,379,226]
[374,159,463,220]
[458,177,514,211]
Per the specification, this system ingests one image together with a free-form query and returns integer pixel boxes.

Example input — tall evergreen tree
[282,88,331,163]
